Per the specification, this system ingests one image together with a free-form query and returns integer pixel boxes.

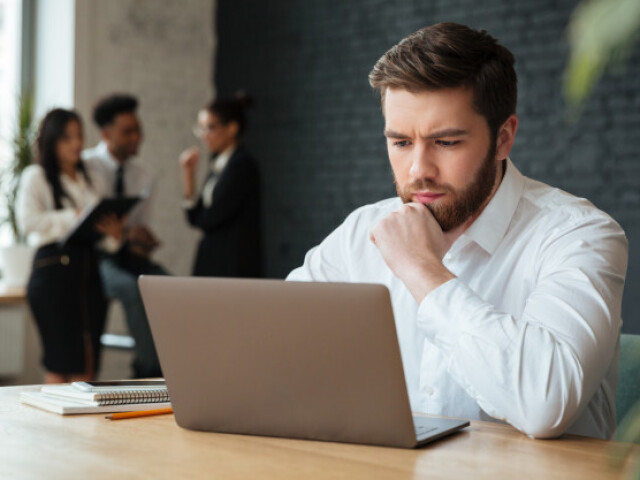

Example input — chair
[617,333,640,426]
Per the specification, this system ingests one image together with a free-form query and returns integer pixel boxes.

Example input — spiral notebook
[20,384,171,415]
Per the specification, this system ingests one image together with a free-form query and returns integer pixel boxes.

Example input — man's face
[384,87,501,232]
[104,112,143,162]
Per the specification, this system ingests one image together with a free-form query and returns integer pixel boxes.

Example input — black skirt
[26,242,108,374]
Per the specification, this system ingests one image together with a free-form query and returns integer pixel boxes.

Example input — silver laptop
[139,276,469,448]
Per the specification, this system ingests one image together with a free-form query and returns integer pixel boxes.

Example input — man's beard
[396,143,498,232]
[115,144,138,160]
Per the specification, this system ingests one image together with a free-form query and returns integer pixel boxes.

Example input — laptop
[138,276,469,448]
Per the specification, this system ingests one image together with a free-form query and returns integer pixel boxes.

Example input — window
[0,0,21,165]
[0,0,23,246]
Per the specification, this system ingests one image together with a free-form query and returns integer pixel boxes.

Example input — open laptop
[138,276,469,448]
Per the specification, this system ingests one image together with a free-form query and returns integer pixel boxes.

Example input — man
[287,23,628,439]
[83,94,167,378]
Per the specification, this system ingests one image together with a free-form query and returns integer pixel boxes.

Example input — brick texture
[215,0,640,333]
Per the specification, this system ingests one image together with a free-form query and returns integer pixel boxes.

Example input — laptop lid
[139,276,467,448]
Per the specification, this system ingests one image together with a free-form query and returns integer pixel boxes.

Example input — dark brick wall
[215,0,640,334]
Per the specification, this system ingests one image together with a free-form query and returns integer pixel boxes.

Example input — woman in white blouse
[17,109,123,384]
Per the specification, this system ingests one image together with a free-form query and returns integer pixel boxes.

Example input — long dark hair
[205,91,254,137]
[36,108,91,209]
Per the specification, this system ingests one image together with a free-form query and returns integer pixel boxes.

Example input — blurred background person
[179,93,262,277]
[83,93,167,379]
[16,109,124,384]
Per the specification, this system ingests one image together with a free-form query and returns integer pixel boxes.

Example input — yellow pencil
[105,407,173,420]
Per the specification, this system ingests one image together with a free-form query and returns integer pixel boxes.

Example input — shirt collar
[95,141,123,171]
[211,145,236,175]
[457,157,525,255]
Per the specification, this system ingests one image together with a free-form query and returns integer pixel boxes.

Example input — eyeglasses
[192,123,222,138]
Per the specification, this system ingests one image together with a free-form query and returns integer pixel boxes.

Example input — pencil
[105,407,173,420]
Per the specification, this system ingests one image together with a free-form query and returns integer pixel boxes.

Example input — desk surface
[0,282,26,304]
[0,385,637,479]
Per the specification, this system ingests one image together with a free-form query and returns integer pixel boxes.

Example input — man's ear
[496,115,518,160]
[100,126,112,142]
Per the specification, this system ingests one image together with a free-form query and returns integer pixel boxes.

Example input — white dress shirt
[16,165,101,247]
[287,159,627,439]
[202,146,234,208]
[82,141,156,227]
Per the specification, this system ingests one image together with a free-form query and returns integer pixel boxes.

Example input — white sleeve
[97,235,122,254]
[181,196,198,209]
[286,215,356,283]
[417,217,627,438]
[16,167,76,242]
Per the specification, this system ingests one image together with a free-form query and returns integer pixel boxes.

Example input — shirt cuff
[99,235,122,254]
[417,278,508,354]
[61,208,78,228]
[181,197,198,209]
[416,278,511,422]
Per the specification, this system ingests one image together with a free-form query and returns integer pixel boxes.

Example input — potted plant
[0,94,36,287]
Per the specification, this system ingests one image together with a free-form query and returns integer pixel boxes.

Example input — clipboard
[59,196,141,247]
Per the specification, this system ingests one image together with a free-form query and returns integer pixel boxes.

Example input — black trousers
[26,243,108,374]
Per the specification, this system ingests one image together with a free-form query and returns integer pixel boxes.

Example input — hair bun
[234,90,255,109]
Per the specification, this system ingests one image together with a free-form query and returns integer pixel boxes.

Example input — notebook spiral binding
[94,389,170,406]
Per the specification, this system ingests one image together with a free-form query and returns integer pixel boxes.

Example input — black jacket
[186,146,263,277]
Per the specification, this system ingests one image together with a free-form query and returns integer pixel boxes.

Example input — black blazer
[186,146,263,277]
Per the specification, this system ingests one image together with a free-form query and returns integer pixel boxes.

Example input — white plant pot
[0,244,36,287]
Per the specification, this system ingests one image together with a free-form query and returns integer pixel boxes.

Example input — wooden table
[0,285,28,378]
[0,283,26,304]
[0,386,637,479]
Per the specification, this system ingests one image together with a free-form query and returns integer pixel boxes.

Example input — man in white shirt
[83,94,167,378]
[287,23,628,439]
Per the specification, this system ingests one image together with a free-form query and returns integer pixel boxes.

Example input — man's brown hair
[369,22,517,138]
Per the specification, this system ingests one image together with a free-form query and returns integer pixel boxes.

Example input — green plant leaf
[564,0,640,107]
[1,93,35,243]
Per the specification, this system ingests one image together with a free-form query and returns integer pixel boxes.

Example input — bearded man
[287,23,628,440]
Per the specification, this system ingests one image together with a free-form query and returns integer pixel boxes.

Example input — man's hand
[370,203,455,303]
[95,213,127,242]
[126,225,160,258]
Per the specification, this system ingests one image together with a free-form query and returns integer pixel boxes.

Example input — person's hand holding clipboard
[59,197,141,247]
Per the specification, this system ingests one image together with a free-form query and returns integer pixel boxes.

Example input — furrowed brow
[424,128,468,139]
[383,128,469,139]
[383,129,407,139]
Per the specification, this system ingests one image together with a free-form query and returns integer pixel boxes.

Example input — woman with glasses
[178,93,262,277]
